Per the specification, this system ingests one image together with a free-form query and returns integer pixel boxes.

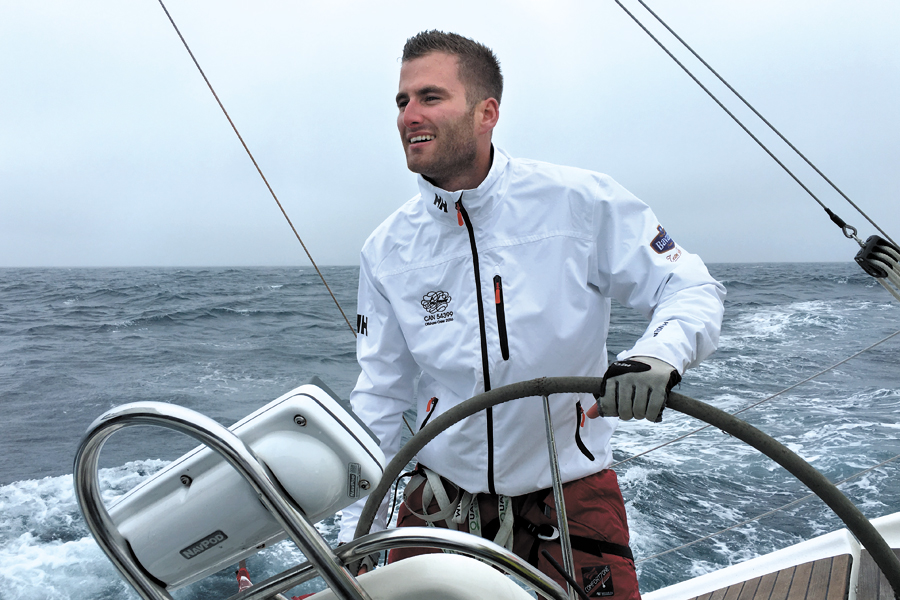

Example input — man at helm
[338,30,725,599]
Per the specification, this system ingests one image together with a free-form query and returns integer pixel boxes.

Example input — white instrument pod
[108,378,384,589]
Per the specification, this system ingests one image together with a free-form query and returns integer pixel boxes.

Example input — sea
[1,263,898,599]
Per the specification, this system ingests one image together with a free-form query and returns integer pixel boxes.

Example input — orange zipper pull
[455,201,464,226]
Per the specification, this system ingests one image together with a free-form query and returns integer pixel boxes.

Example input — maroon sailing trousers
[388,468,641,599]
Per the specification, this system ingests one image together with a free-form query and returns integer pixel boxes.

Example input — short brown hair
[402,30,503,106]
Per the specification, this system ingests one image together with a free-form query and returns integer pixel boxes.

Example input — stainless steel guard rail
[73,401,569,600]
[227,528,568,600]
[73,401,372,600]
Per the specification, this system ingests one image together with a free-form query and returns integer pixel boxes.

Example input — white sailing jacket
[338,147,725,542]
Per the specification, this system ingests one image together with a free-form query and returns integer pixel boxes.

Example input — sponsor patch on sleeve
[650,225,675,254]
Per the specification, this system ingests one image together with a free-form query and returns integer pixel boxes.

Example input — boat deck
[857,549,900,600]
[687,548,900,600]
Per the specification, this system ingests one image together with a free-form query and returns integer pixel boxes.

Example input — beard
[405,108,478,189]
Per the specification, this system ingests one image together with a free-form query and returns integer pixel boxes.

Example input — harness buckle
[537,525,560,541]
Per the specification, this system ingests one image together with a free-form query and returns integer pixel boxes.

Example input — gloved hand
[348,551,380,575]
[586,356,681,422]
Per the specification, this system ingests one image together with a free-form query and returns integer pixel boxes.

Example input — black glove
[594,356,681,422]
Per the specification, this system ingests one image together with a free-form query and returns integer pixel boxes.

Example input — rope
[878,279,900,304]
[870,244,900,302]
[611,327,900,468]
[155,0,356,338]
[635,452,900,565]
[611,0,896,247]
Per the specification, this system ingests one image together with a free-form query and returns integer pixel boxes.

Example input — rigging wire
[155,0,356,337]
[611,327,900,469]
[605,12,900,564]
[154,0,897,529]
[616,327,900,561]
[635,451,900,565]
[611,0,896,247]
[154,1,421,437]
[626,0,897,250]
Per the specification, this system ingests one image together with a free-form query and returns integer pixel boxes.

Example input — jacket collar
[419,146,510,227]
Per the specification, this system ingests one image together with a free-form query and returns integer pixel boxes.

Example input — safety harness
[402,466,516,551]
[402,465,634,566]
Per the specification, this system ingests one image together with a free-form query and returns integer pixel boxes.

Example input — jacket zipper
[455,195,497,495]
[419,396,439,431]
[493,275,510,360]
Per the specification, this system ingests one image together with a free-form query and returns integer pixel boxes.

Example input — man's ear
[475,97,500,135]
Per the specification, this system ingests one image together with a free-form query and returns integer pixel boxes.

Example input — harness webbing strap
[517,519,635,563]
[464,492,481,537]
[402,468,460,528]
[404,466,635,569]
[494,495,515,551]
[569,535,635,563]
[405,466,516,549]
[453,490,475,525]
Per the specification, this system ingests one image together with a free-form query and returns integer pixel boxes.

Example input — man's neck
[426,145,494,192]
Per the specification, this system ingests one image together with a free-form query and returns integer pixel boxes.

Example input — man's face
[395,52,478,187]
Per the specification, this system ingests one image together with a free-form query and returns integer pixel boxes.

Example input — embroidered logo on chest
[421,291,454,326]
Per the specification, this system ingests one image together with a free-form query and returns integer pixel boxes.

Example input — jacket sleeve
[338,249,419,544]
[588,175,726,373]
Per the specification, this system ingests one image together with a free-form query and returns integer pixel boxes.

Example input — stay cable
[155,0,356,337]
[613,0,897,249]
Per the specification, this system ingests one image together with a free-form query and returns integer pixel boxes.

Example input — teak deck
[684,549,900,600]
[857,549,900,600]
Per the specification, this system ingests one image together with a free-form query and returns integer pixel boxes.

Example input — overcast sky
[2,0,898,267]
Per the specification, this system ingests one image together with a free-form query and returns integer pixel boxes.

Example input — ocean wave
[0,459,349,600]
[0,534,133,600]
[2,265,897,597]
[0,461,171,600]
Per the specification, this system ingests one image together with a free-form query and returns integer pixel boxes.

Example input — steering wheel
[353,376,900,596]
